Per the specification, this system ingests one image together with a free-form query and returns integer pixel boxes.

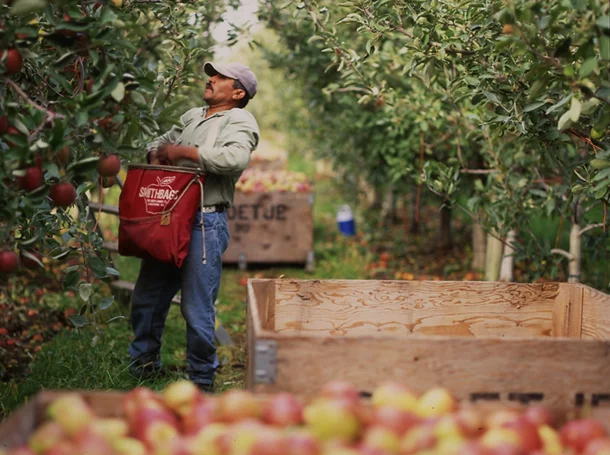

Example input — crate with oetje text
[222,169,314,271]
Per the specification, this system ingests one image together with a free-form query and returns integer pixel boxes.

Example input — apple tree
[0,0,232,323]
[260,0,609,285]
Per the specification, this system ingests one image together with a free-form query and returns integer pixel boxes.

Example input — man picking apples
[129,62,259,393]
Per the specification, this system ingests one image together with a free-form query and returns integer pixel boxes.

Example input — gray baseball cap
[204,62,258,99]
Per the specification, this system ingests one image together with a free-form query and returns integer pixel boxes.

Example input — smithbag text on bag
[118,165,206,267]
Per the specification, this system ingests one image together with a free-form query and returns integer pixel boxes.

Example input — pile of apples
[250,147,288,164]
[4,380,609,455]
[236,169,312,193]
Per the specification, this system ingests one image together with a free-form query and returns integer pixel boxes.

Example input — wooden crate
[0,391,124,449]
[246,279,610,426]
[223,191,314,269]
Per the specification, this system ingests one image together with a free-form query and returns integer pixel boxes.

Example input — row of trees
[0,0,234,322]
[258,0,609,285]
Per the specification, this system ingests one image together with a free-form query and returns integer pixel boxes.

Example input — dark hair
[233,79,251,108]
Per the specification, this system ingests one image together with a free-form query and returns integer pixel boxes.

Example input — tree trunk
[484,233,503,281]
[472,220,486,271]
[438,204,453,252]
[568,223,581,283]
[499,229,517,282]
[410,187,420,234]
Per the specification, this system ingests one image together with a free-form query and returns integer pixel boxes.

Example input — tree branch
[579,223,605,236]
[551,248,573,260]
[460,169,499,174]
[5,78,65,120]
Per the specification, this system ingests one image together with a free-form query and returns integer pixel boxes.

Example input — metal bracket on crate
[254,340,277,384]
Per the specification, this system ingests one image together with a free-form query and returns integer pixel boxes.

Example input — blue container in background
[336,205,356,236]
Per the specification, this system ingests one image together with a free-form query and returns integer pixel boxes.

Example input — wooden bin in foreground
[246,279,610,426]
[223,191,314,270]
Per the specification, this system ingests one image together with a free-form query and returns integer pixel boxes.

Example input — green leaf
[591,159,610,170]
[63,270,80,289]
[9,0,47,15]
[558,111,573,131]
[13,118,29,136]
[527,80,546,101]
[129,91,147,107]
[111,82,126,103]
[44,163,60,181]
[21,250,44,268]
[106,267,120,276]
[524,101,546,112]
[482,90,501,105]
[67,156,100,173]
[79,283,92,302]
[75,111,88,127]
[568,97,582,122]
[99,296,114,311]
[546,94,571,115]
[88,256,107,279]
[579,57,598,78]
[69,315,89,328]
[596,16,610,30]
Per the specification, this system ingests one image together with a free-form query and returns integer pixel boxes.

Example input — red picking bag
[118,164,206,267]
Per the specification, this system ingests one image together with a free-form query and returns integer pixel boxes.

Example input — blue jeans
[129,211,229,386]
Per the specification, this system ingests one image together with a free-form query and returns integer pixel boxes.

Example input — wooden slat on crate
[223,192,313,265]
[274,280,558,338]
[249,334,610,426]
[552,283,583,338]
[581,284,610,340]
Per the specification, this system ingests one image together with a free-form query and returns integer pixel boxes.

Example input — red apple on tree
[0,115,8,134]
[5,126,22,147]
[50,182,77,208]
[17,167,44,192]
[0,250,19,274]
[97,154,121,177]
[0,48,23,75]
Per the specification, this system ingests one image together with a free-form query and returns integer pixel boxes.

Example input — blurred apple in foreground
[560,419,608,453]
[372,382,418,413]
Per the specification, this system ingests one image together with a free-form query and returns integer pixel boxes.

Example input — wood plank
[581,284,610,340]
[273,280,558,338]
[250,334,610,428]
[222,192,313,264]
[552,283,584,338]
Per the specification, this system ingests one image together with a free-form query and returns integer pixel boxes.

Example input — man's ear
[232,89,246,101]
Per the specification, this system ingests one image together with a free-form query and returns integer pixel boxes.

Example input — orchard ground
[0,141,605,419]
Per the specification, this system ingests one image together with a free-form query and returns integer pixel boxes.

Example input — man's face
[203,74,244,106]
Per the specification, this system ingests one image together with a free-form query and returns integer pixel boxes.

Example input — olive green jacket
[146,107,260,207]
